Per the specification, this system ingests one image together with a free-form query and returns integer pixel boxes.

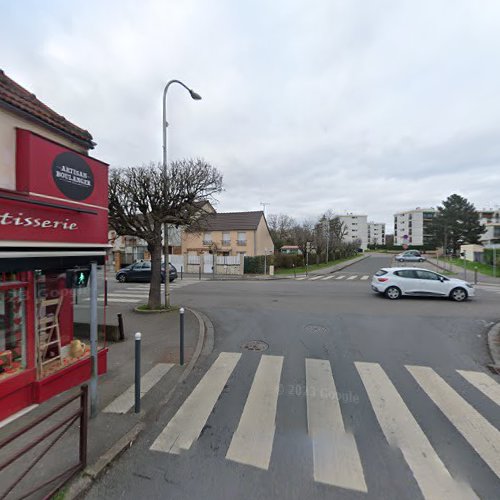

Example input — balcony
[237,240,247,246]
[203,240,213,246]
[221,240,231,247]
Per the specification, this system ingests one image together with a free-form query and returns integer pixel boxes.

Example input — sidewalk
[423,256,500,285]
[0,305,209,500]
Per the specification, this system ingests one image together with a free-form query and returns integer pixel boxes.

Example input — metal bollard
[199,266,201,281]
[181,266,183,280]
[135,332,141,413]
[104,278,108,306]
[179,307,185,366]
[293,264,296,278]
[117,313,125,341]
[474,266,478,285]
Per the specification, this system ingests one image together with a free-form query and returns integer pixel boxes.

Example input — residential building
[182,211,274,257]
[368,222,386,246]
[280,245,302,255]
[109,200,216,270]
[478,208,500,248]
[0,69,108,420]
[394,208,435,246]
[337,214,368,250]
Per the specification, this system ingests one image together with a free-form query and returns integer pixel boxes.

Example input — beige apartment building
[182,211,274,257]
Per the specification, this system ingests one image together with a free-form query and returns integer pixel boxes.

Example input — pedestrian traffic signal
[66,268,90,288]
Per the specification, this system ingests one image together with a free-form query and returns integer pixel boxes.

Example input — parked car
[395,250,426,262]
[116,261,177,283]
[371,267,474,302]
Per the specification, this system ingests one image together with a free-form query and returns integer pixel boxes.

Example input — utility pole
[260,202,270,216]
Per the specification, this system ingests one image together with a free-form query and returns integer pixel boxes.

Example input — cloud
[2,0,500,228]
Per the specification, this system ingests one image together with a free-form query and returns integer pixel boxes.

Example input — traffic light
[66,267,90,288]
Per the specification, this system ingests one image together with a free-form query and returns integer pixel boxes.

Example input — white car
[371,267,475,302]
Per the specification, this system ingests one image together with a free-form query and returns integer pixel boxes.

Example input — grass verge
[134,304,180,313]
[438,257,500,277]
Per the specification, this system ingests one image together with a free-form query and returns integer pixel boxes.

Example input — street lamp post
[162,80,201,308]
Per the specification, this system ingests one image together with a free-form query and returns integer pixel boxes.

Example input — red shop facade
[0,129,109,421]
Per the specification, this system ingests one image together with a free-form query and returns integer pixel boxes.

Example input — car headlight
[466,283,474,288]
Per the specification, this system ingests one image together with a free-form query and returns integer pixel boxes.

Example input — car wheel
[385,286,401,300]
[117,274,127,283]
[450,287,468,302]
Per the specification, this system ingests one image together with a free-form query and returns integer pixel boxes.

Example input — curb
[486,321,500,374]
[65,307,213,499]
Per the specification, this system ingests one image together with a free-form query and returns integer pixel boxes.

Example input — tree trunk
[148,241,162,309]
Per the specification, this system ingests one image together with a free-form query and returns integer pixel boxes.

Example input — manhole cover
[304,324,329,335]
[242,340,269,352]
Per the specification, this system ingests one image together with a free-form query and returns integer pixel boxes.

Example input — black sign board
[52,152,95,201]
[66,267,91,288]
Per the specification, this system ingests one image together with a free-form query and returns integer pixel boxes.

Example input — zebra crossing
[294,273,370,282]
[475,284,500,296]
[82,279,202,304]
[149,352,500,498]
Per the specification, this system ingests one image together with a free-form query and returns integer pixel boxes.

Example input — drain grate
[242,340,269,352]
[304,324,329,335]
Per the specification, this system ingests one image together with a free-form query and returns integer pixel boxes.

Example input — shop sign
[52,152,95,201]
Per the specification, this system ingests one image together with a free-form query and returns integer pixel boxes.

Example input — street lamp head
[189,89,202,100]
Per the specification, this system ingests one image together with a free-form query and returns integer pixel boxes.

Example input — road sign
[402,244,409,250]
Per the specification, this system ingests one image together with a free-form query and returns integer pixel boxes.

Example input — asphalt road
[86,255,500,500]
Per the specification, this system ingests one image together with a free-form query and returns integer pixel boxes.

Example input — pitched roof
[194,211,264,231]
[0,69,94,149]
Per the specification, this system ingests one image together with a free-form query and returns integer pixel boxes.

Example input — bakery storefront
[0,129,108,420]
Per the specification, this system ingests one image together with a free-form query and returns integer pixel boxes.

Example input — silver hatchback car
[395,250,426,263]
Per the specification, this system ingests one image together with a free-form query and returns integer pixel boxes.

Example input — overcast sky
[2,0,500,229]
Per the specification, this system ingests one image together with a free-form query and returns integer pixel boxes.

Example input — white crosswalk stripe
[407,365,500,479]
[306,359,367,491]
[334,275,346,279]
[357,362,476,499]
[150,352,241,454]
[103,363,174,414]
[149,354,498,495]
[360,275,370,280]
[226,355,283,469]
[457,369,500,405]
[321,275,334,280]
[346,275,358,280]
[309,276,323,281]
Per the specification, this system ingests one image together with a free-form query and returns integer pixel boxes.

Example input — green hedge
[484,248,499,266]
[244,256,267,274]
[368,244,435,252]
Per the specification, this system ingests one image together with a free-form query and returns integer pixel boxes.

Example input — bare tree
[109,159,223,309]
[268,213,296,249]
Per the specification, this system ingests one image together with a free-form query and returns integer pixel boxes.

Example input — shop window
[0,284,27,381]
[35,269,106,379]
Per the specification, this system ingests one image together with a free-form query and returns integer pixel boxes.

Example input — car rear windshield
[375,270,387,276]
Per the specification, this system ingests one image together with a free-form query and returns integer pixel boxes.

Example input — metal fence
[0,385,88,500]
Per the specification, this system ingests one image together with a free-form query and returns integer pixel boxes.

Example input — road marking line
[226,355,283,470]
[309,276,323,281]
[150,352,241,454]
[407,365,500,479]
[356,362,476,500]
[84,297,140,303]
[103,293,149,298]
[346,275,358,280]
[334,275,346,280]
[360,275,370,280]
[306,359,367,491]
[457,370,500,405]
[103,363,174,414]
[321,275,334,280]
